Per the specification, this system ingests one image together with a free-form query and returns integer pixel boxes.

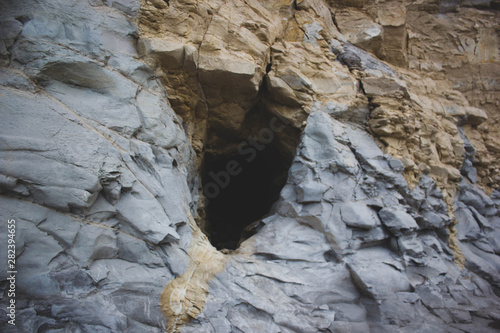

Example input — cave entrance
[201,107,299,250]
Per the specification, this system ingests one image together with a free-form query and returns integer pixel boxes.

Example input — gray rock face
[182,112,500,332]
[0,0,194,331]
[379,206,419,236]
[1,0,500,332]
[340,202,380,229]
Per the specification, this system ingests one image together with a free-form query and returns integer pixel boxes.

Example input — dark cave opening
[202,143,291,250]
[199,98,301,250]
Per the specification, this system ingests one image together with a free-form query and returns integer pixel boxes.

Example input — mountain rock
[1,0,499,332]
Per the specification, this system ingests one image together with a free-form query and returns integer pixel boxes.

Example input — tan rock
[207,102,248,134]
[266,75,301,106]
[405,6,500,191]
[335,9,382,53]
[361,76,407,97]
[374,0,406,27]
[138,38,198,72]
[463,106,488,126]
[160,213,228,333]
[268,42,357,109]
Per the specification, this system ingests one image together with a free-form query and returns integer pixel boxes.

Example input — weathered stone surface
[455,207,482,241]
[0,0,195,331]
[347,248,412,299]
[1,0,500,332]
[335,10,382,54]
[379,206,419,236]
[361,76,408,98]
[340,202,380,229]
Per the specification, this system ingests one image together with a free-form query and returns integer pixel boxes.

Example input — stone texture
[379,206,419,236]
[0,0,195,331]
[1,0,500,332]
[335,10,382,54]
[340,202,380,229]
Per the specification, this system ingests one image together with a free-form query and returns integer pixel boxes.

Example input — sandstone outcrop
[1,0,499,332]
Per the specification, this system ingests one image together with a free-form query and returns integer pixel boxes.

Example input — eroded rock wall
[0,0,197,331]
[1,0,500,332]
[329,0,500,192]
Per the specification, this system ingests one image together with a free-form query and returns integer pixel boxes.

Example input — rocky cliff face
[1,0,500,332]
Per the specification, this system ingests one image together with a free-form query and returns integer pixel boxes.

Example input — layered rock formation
[1,0,500,332]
